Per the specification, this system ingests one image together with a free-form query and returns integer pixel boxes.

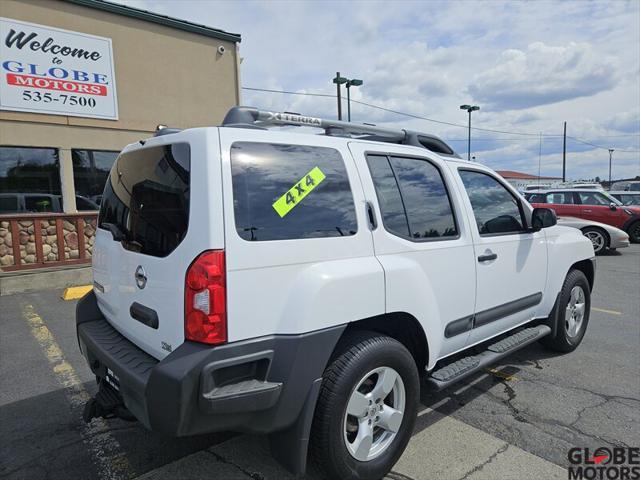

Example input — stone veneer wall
[0,217,96,269]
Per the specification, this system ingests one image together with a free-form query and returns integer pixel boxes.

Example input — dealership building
[0,0,241,271]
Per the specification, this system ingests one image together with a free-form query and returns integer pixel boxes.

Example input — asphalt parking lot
[1,245,638,480]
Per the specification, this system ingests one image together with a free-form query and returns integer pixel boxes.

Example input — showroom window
[0,146,61,213]
[72,149,119,209]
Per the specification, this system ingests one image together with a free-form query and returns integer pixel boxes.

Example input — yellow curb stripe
[62,285,93,300]
[592,307,622,315]
[22,304,132,480]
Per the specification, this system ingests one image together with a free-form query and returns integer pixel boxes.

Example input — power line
[568,136,640,153]
[242,86,548,136]
[242,86,640,146]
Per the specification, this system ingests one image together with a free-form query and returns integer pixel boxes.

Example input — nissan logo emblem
[135,266,147,289]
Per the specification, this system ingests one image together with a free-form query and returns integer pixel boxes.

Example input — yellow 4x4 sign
[272,166,326,217]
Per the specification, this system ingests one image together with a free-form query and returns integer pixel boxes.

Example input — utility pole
[538,133,542,180]
[332,72,347,121]
[562,121,567,182]
[608,149,614,187]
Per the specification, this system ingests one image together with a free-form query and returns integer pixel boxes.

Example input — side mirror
[609,203,617,211]
[531,207,557,231]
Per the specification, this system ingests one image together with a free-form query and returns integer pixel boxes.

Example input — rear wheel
[627,221,640,243]
[541,269,591,353]
[311,332,419,480]
[582,227,608,255]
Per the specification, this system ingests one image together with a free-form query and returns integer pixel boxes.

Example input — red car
[525,189,640,243]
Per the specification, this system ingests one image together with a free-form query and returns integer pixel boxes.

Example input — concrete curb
[0,266,92,296]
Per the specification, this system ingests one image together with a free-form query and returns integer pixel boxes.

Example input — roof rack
[221,107,460,158]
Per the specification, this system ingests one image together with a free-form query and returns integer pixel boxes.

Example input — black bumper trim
[76,291,346,437]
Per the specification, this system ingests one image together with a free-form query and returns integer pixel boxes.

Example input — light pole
[345,78,363,122]
[608,148,614,187]
[332,72,347,120]
[460,104,480,161]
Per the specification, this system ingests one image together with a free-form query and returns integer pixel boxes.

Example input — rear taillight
[185,250,227,345]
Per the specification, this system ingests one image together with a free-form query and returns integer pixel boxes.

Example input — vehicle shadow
[0,383,233,480]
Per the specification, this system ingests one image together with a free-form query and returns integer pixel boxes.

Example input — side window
[527,193,545,203]
[546,192,575,204]
[367,154,458,240]
[459,170,525,235]
[578,192,609,206]
[231,142,357,241]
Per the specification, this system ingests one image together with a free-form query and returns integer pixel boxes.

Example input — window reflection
[231,142,357,241]
[460,170,525,235]
[72,149,118,209]
[0,147,62,213]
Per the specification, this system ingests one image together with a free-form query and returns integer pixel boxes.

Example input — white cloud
[468,42,619,110]
[120,0,639,181]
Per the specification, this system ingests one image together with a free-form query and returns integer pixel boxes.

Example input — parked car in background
[0,193,99,213]
[525,189,640,243]
[556,216,629,255]
[610,180,640,191]
[609,191,640,207]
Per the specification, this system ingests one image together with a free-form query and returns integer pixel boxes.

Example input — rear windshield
[98,143,190,257]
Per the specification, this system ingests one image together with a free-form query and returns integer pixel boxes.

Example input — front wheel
[627,221,640,243]
[310,332,419,480]
[541,269,591,353]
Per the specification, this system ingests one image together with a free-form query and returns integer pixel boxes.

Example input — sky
[121,0,640,181]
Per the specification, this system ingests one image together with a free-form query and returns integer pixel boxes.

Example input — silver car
[609,191,640,207]
[557,216,630,254]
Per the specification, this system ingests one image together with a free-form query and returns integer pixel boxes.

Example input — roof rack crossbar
[221,107,460,158]
[222,106,406,141]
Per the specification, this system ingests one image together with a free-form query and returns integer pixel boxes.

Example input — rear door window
[98,143,190,257]
[367,154,458,240]
[546,192,575,204]
[230,142,357,241]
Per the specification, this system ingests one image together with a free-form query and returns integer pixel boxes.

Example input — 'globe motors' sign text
[0,17,118,120]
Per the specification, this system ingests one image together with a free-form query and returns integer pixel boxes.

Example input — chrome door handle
[583,209,592,213]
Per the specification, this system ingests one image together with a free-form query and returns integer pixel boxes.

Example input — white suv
[77,107,596,480]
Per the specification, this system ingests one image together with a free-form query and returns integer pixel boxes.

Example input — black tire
[541,269,591,353]
[627,220,640,243]
[581,227,609,255]
[310,332,419,480]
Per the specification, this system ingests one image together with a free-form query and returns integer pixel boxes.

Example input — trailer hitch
[83,380,136,423]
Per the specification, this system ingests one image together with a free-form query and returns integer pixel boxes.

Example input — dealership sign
[0,17,118,120]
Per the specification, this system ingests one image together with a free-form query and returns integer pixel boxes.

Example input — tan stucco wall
[0,0,240,211]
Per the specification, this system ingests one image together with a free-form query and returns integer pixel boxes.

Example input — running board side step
[425,325,551,391]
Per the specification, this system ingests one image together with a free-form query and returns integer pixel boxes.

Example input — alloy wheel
[343,366,406,462]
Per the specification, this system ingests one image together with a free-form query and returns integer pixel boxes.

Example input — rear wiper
[102,222,128,242]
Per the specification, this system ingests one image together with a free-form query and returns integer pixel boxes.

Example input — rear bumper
[76,291,344,437]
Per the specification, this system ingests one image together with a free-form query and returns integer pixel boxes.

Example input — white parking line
[22,303,132,480]
[592,307,622,315]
